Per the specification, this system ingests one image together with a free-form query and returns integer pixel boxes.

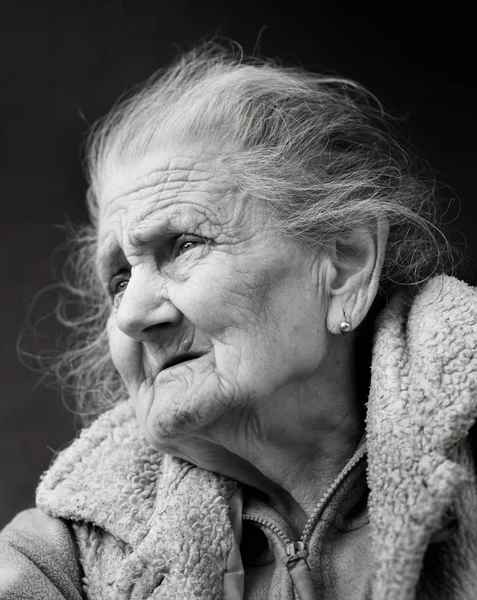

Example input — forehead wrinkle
[100,174,230,249]
[101,156,228,210]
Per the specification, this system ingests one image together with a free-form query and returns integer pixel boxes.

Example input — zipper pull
[283,541,317,600]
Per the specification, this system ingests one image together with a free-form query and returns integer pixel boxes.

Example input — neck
[192,337,364,537]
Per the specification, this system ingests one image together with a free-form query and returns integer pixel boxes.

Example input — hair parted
[53,41,458,422]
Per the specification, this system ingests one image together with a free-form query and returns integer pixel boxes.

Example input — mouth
[162,353,203,372]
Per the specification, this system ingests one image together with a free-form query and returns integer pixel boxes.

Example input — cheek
[169,269,260,334]
[107,315,141,386]
[256,277,330,374]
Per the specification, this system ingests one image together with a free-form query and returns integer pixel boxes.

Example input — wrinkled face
[98,149,331,450]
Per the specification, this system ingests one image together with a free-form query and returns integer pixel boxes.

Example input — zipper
[300,443,367,546]
[241,443,366,600]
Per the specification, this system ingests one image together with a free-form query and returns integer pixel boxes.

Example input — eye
[172,235,207,258]
[109,270,131,307]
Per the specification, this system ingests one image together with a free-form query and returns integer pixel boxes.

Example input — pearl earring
[340,316,351,334]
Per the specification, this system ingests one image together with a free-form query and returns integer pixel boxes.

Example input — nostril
[142,323,167,334]
[142,318,181,335]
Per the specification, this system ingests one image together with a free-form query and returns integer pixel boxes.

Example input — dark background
[1,1,476,528]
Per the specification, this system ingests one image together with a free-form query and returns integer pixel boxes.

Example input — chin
[139,360,234,448]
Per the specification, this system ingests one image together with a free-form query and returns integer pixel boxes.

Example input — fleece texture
[37,406,239,600]
[366,275,477,599]
[36,275,477,599]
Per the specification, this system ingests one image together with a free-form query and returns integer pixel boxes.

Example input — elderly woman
[1,44,476,600]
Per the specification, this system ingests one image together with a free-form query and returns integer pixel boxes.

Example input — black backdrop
[1,0,476,528]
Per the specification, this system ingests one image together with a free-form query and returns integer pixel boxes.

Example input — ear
[326,219,389,334]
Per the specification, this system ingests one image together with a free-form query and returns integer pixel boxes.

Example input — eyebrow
[127,214,178,248]
[96,205,207,284]
[131,201,220,246]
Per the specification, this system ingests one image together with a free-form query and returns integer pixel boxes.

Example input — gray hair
[54,42,457,421]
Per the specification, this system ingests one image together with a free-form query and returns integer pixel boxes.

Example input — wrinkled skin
[98,148,375,531]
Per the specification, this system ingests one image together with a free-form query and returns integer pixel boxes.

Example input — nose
[115,268,182,341]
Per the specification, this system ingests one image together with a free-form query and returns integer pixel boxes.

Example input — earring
[340,314,352,335]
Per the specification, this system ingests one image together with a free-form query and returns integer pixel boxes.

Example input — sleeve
[0,508,84,600]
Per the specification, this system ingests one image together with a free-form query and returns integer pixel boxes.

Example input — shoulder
[0,508,83,599]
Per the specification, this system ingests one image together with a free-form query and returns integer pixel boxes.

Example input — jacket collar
[366,275,477,598]
[37,398,242,543]
[37,403,240,599]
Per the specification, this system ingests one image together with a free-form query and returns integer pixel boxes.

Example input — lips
[162,353,203,371]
